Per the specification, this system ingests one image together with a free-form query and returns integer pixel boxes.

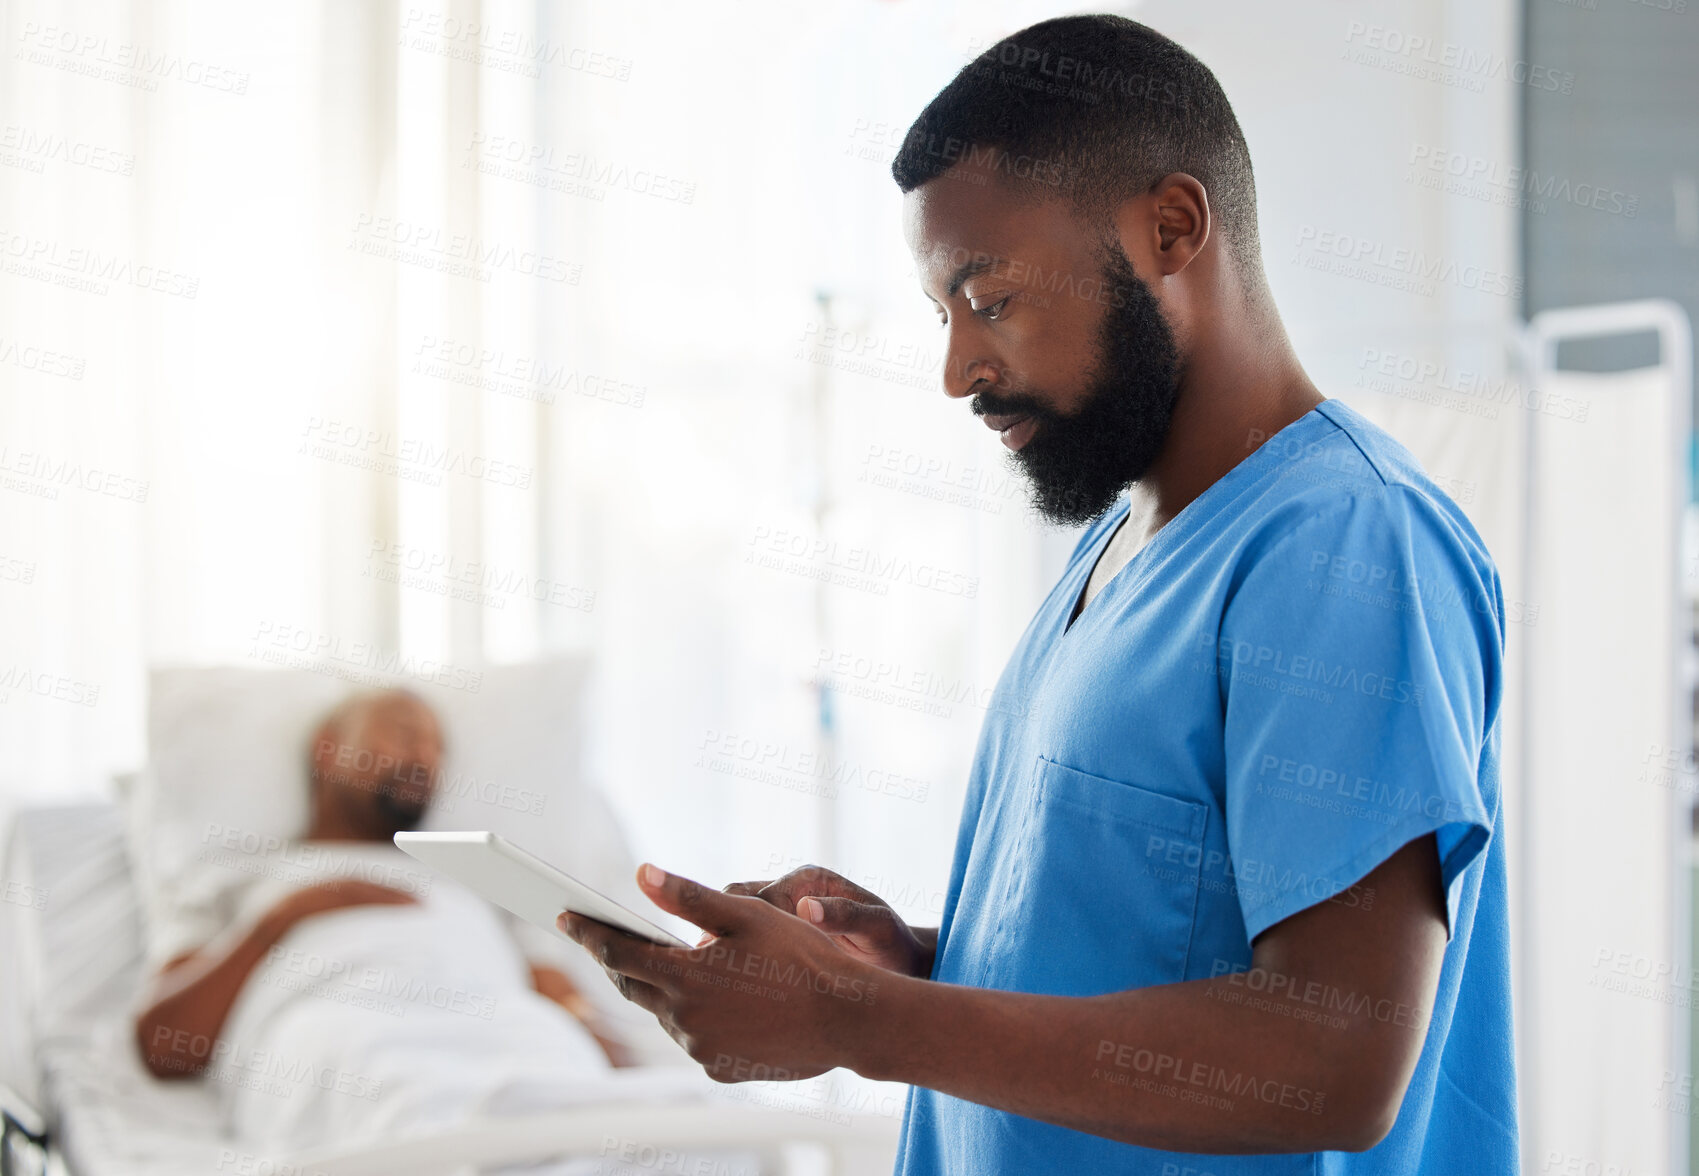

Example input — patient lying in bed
[132,689,697,1157]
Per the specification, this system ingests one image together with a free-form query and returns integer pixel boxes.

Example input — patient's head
[307,689,444,840]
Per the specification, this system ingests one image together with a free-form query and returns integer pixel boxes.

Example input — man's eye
[974,297,1010,321]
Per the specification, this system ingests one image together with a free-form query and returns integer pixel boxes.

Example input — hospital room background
[0,0,1693,1173]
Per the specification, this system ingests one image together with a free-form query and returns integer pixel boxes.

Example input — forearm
[135,906,299,1078]
[529,962,639,1067]
[847,970,1410,1154]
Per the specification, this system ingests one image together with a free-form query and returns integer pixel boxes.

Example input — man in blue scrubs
[564,14,1518,1173]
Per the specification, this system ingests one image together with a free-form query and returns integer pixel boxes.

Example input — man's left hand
[558,864,884,1082]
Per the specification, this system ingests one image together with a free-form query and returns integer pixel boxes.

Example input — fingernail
[799,897,824,924]
[557,913,571,932]
[641,863,666,887]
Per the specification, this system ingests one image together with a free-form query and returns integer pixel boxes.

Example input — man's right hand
[710,866,936,978]
[137,879,419,1081]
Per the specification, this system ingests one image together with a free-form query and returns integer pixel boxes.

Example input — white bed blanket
[208,864,727,1170]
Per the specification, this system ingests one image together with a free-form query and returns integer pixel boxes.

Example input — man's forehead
[363,695,441,737]
[903,162,1087,287]
[904,166,1009,252]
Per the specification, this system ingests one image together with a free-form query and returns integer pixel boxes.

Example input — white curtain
[1519,359,1686,1174]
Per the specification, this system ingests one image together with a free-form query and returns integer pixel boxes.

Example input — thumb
[637,863,751,937]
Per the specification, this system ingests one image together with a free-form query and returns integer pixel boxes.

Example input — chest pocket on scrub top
[987,755,1209,995]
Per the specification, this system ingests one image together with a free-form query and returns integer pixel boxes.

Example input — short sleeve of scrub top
[1216,481,1502,942]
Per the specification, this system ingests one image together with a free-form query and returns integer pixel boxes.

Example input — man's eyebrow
[945,255,1000,298]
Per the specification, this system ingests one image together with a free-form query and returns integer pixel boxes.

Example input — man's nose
[941,329,1000,399]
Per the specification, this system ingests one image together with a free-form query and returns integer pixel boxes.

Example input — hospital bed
[0,660,902,1176]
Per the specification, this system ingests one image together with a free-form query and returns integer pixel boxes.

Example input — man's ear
[1113,172,1211,279]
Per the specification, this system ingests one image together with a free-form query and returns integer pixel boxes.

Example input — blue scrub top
[893,399,1518,1175]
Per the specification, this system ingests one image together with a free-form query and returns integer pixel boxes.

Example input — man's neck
[1130,309,1322,531]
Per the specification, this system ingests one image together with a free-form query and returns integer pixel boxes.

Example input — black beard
[372,771,431,834]
[974,244,1182,526]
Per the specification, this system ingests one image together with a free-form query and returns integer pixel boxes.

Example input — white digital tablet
[393,830,690,947]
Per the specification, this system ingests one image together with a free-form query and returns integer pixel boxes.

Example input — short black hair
[891,15,1262,280]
